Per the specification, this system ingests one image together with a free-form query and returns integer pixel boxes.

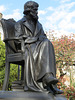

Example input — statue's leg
[37,39,63,94]
[2,61,10,90]
[37,39,56,80]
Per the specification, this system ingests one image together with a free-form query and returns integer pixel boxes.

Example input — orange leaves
[48,33,75,99]
[49,34,75,72]
[64,86,75,99]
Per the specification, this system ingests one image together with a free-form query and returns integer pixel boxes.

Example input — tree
[0,35,5,70]
[47,32,75,99]
[0,34,5,89]
[0,35,19,90]
[51,34,75,75]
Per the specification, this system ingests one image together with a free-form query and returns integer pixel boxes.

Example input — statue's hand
[22,35,28,40]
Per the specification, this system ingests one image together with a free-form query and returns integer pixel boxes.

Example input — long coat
[15,16,56,92]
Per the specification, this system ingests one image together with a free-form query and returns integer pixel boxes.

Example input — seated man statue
[15,1,63,94]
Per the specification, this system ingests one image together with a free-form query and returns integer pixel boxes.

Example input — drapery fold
[23,38,56,92]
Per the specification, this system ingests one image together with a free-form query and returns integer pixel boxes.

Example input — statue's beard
[29,11,38,21]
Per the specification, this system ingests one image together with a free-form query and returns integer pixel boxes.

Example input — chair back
[1,18,17,54]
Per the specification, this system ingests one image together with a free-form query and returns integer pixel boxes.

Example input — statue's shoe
[43,76,59,85]
[50,84,64,94]
[44,85,63,94]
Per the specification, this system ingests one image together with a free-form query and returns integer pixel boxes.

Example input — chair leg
[21,65,24,80]
[18,65,20,80]
[2,61,10,91]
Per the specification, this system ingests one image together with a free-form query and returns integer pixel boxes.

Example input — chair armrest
[3,37,25,53]
[3,37,22,42]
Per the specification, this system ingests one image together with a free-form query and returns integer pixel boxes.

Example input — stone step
[12,80,24,91]
[12,80,24,85]
[0,91,67,100]
[12,83,24,87]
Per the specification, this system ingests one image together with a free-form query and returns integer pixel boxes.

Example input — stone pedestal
[11,81,24,91]
[0,81,67,100]
[0,91,67,100]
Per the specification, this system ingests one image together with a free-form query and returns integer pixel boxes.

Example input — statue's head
[23,1,39,20]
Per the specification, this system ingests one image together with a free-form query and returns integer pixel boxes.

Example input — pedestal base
[0,91,67,100]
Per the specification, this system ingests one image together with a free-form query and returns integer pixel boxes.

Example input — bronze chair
[1,18,25,90]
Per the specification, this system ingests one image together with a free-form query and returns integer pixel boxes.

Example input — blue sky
[0,0,75,37]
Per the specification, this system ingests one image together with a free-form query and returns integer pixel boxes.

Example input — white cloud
[42,2,75,36]
[56,2,75,11]
[3,9,22,21]
[47,7,54,11]
[57,11,75,31]
[60,0,70,3]
[65,2,75,9]
[46,11,67,24]
[45,2,75,23]
[38,10,47,16]
[0,5,6,12]
[0,1,75,37]
[54,0,71,3]
[58,19,75,31]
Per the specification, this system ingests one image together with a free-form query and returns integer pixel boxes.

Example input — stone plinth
[0,91,67,100]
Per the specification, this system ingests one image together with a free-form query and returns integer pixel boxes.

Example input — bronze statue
[14,1,63,94]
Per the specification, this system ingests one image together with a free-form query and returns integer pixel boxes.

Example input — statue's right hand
[22,35,28,40]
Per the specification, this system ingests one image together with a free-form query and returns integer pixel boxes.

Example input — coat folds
[15,16,56,92]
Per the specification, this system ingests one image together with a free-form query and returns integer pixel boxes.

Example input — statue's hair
[23,1,39,14]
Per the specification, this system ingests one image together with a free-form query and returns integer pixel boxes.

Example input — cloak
[15,16,56,92]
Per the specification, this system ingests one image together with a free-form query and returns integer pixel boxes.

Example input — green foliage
[0,37,5,71]
[51,35,75,74]
[8,64,19,90]
[0,64,19,90]
[0,36,5,89]
[0,67,5,90]
[73,82,75,88]
[0,36,19,90]
[64,86,75,99]
[48,33,75,99]
[57,78,75,100]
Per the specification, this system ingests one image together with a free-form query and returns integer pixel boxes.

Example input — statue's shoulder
[37,21,43,28]
[37,21,44,31]
[16,17,26,25]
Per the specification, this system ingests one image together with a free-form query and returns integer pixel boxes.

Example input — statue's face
[24,1,39,21]
[29,5,38,20]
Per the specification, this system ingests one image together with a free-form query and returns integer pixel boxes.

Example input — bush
[57,77,75,100]
[64,86,75,100]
